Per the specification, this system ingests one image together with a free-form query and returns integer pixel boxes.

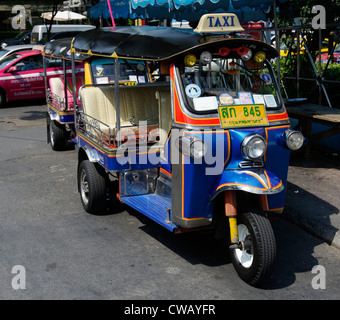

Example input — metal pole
[71,52,77,110]
[273,1,280,84]
[115,58,121,147]
[63,59,68,111]
[296,29,300,98]
[42,57,48,97]
[318,28,322,105]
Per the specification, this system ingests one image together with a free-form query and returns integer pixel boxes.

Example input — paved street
[1,101,340,300]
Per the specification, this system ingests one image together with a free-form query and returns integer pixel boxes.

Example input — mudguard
[209,168,284,201]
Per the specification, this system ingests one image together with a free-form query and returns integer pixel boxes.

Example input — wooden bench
[286,103,340,158]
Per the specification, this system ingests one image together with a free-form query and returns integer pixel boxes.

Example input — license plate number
[218,104,269,128]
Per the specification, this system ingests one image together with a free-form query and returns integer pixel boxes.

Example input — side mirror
[8,66,18,73]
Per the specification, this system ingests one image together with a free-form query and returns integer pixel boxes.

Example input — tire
[78,160,107,214]
[229,211,276,286]
[50,121,66,151]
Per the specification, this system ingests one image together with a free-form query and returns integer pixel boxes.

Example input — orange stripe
[244,171,268,189]
[160,168,172,177]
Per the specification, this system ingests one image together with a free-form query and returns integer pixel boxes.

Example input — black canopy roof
[42,37,89,61]
[71,26,278,61]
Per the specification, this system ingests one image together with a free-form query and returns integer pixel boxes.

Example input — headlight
[241,48,252,61]
[241,134,266,160]
[1,43,8,49]
[200,51,212,64]
[176,136,207,159]
[284,129,304,150]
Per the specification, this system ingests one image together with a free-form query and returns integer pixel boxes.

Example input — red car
[317,44,340,64]
[0,50,63,107]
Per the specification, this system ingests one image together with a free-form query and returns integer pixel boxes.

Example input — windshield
[0,49,9,60]
[14,32,28,40]
[181,58,281,113]
[91,58,149,85]
[0,54,21,71]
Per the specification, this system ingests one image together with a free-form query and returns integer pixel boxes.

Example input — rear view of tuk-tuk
[69,13,304,286]
[42,38,87,150]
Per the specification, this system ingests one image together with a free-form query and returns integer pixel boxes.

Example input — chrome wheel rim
[80,169,89,206]
[235,224,253,268]
[50,124,55,147]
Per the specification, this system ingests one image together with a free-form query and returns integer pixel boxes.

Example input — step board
[121,194,177,232]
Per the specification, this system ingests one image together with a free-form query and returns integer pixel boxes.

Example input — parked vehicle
[0,31,31,49]
[31,24,95,44]
[42,37,150,150]
[0,44,43,61]
[0,50,63,107]
[316,44,340,64]
[42,38,88,150]
[69,13,304,286]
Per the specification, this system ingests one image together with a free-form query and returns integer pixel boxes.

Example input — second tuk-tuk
[42,38,88,150]
[70,13,304,286]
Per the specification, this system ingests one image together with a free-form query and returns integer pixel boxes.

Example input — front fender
[209,169,284,201]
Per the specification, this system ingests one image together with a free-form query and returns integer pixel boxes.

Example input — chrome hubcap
[235,224,253,268]
[80,170,89,206]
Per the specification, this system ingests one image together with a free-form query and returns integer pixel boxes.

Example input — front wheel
[229,211,276,286]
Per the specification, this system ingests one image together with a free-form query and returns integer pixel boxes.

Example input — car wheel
[50,120,66,151]
[78,160,107,214]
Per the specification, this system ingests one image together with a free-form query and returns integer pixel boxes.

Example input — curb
[283,206,340,250]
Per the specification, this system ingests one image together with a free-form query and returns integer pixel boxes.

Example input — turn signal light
[219,47,230,57]
[184,54,197,67]
[254,51,266,63]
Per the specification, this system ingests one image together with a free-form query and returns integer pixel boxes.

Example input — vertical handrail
[273,0,281,85]
[63,59,68,111]
[115,58,121,147]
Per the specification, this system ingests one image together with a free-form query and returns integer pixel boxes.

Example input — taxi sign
[194,13,244,33]
[218,104,269,128]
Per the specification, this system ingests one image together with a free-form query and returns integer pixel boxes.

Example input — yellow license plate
[218,104,269,128]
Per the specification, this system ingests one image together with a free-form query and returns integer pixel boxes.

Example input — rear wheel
[78,160,107,214]
[50,120,66,151]
[229,211,276,286]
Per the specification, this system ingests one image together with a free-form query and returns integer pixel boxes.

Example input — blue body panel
[264,125,291,211]
[178,125,291,222]
[209,168,283,199]
[48,105,74,124]
[77,133,160,171]
[121,194,177,232]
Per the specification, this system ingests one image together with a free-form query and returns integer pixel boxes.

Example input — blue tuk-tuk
[70,13,304,286]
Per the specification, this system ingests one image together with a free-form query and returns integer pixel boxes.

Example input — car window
[0,54,21,70]
[14,32,27,40]
[13,55,43,72]
[45,58,63,68]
